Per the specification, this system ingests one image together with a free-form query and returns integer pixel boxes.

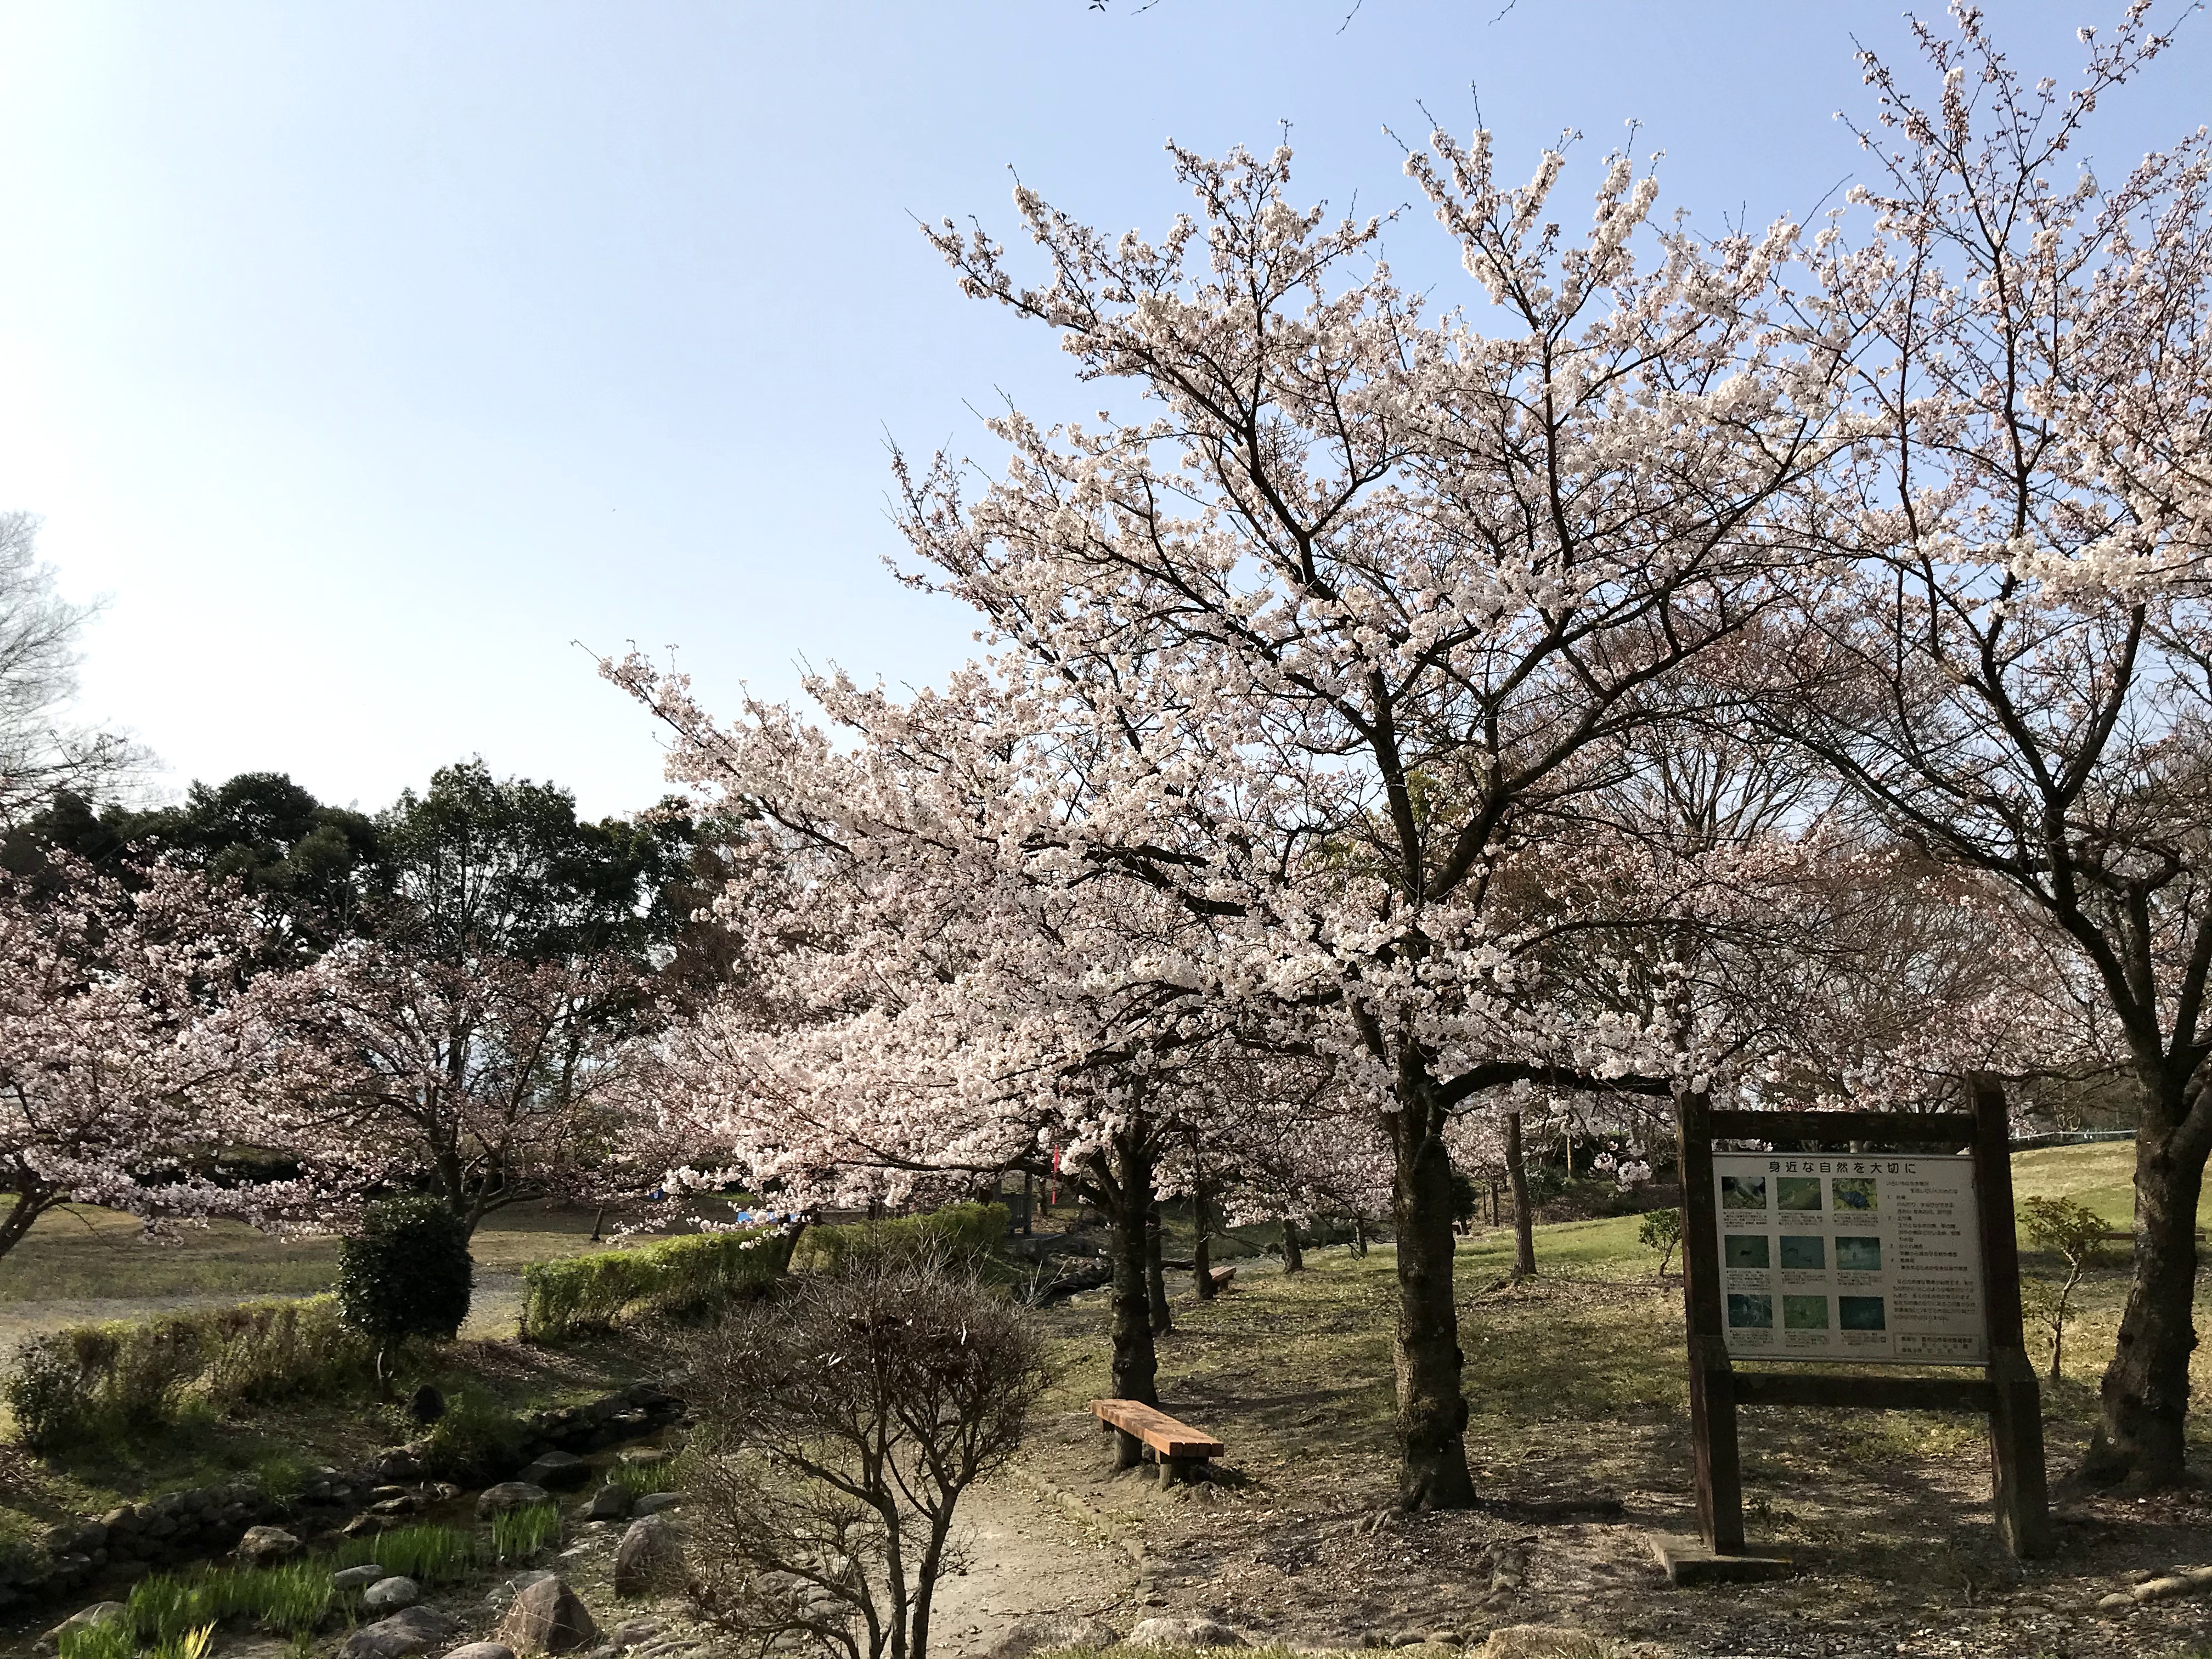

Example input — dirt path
[926,1469,1138,1655]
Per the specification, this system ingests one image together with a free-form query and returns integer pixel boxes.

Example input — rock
[981,1614,1119,1659]
[1127,1616,1245,1649]
[478,1482,555,1520]
[2097,1592,2137,1614]
[1476,1630,1607,1659]
[612,1516,684,1599]
[336,1564,388,1593]
[343,1606,456,1659]
[365,1576,424,1613]
[234,1524,303,1567]
[584,1483,634,1522]
[616,1448,667,1467]
[631,1493,682,1516]
[2136,1575,2192,1602]
[444,1648,516,1659]
[499,1576,601,1655]
[375,1448,426,1483]
[604,1622,659,1652]
[521,1452,593,1492]
[408,1384,448,1425]
[36,1602,127,1655]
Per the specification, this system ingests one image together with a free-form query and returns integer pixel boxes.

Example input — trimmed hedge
[520,1226,796,1340]
[791,1201,1010,1275]
[4,1296,373,1451]
[520,1203,1011,1340]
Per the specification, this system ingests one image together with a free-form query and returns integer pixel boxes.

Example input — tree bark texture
[1192,1182,1216,1302]
[1146,1195,1172,1335]
[1387,1071,1477,1510]
[1104,1122,1160,1453]
[2086,1114,2206,1488]
[1505,1110,1536,1279]
[1282,1217,1305,1273]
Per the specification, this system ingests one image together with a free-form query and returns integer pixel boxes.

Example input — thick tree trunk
[1146,1195,1172,1335]
[1192,1177,1216,1302]
[1505,1110,1536,1280]
[1107,1125,1160,1443]
[1282,1217,1305,1273]
[1387,1074,1476,1511]
[2085,1114,2207,1488]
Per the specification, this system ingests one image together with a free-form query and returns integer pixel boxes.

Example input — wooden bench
[1207,1265,1235,1291]
[1090,1397,1226,1486]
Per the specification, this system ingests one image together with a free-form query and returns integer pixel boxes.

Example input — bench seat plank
[1090,1398,1226,1458]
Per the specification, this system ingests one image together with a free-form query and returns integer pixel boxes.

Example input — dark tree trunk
[2085,1107,2208,1488]
[1353,1218,1369,1256]
[1386,1072,1476,1511]
[1105,1123,1159,1453]
[1282,1217,1305,1273]
[1022,1168,1034,1237]
[1192,1175,1217,1302]
[0,1180,57,1262]
[1146,1194,1172,1335]
[1505,1110,1536,1280]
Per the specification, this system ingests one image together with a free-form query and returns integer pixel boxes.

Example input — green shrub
[57,1616,134,1659]
[4,1299,373,1450]
[128,1571,207,1647]
[521,1224,794,1340]
[5,1334,96,1449]
[148,1624,214,1659]
[607,1459,670,1500]
[420,1391,527,1485]
[490,1500,561,1563]
[337,1197,474,1368]
[332,1521,477,1584]
[1637,1208,1683,1275]
[253,1452,308,1503]
[792,1202,1009,1276]
[217,1560,337,1633]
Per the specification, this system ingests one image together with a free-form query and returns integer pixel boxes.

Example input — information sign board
[1711,1151,1986,1365]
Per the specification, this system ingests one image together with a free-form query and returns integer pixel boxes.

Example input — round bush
[337,1197,473,1353]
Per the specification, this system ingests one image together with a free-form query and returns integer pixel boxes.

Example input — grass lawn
[0,1199,646,1306]
[3,1145,2210,1655]
[1008,1142,2212,1652]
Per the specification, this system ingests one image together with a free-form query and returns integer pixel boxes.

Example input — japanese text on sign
[1711,1152,1986,1365]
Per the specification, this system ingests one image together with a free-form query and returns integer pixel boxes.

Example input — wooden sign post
[1663,1078,2050,1581]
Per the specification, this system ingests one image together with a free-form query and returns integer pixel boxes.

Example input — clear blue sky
[1,2,2204,817]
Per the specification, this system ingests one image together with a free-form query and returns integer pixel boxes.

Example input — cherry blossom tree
[300,941,649,1234]
[1769,2,2212,1486]
[604,658,1294,1416]
[0,857,348,1263]
[879,129,1858,1505]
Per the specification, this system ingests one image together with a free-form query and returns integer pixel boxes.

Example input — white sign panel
[1711,1152,1987,1365]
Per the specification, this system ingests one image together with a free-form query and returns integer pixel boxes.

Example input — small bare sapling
[682,1257,1052,1659]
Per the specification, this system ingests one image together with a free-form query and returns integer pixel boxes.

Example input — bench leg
[1159,1455,1190,1488]
[1114,1428,1143,1471]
